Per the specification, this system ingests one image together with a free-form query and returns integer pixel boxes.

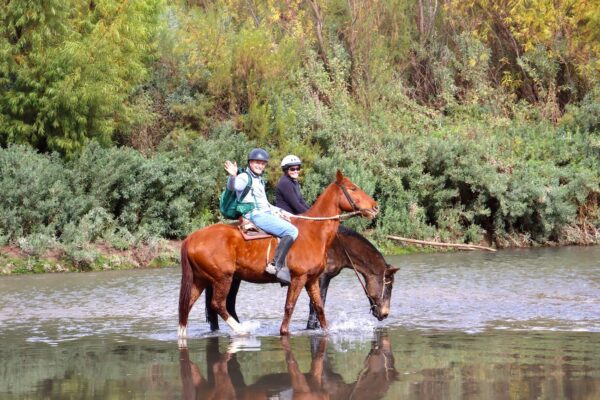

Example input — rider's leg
[268,235,295,283]
[250,212,298,285]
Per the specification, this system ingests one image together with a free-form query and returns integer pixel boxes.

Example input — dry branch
[387,235,497,252]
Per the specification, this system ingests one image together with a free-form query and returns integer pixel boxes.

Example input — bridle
[291,182,377,221]
[333,182,386,313]
[336,233,392,315]
[336,181,362,212]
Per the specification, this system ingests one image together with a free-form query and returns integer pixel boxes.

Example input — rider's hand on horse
[224,160,238,176]
[275,208,293,222]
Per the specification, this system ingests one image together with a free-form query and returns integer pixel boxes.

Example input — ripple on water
[1,247,599,341]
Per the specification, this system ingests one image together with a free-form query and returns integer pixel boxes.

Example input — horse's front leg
[280,274,308,335]
[211,275,247,335]
[305,278,327,330]
[307,274,331,330]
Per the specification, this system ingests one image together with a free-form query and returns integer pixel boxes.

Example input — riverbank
[0,241,181,275]
[2,227,597,275]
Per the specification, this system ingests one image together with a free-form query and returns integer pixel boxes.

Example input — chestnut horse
[204,225,400,332]
[178,171,378,336]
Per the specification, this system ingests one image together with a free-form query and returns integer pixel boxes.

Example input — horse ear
[336,170,344,183]
[387,266,400,275]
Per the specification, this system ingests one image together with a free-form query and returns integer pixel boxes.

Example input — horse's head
[365,264,399,321]
[335,170,379,219]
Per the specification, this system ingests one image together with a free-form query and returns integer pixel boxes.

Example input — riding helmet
[280,154,302,171]
[248,148,269,162]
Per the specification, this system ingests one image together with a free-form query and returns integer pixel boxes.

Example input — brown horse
[204,225,399,332]
[307,226,399,329]
[178,171,378,337]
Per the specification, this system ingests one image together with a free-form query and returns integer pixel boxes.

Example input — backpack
[219,168,255,219]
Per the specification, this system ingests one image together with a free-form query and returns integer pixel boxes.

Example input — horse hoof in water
[232,329,250,337]
[178,325,188,338]
[226,317,250,336]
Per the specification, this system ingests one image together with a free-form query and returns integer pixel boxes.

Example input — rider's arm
[227,173,249,192]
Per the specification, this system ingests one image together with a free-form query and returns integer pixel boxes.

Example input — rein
[337,233,369,297]
[336,233,391,312]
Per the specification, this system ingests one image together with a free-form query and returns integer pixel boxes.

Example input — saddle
[237,218,273,241]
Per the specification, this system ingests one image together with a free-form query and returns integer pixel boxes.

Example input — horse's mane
[337,225,386,262]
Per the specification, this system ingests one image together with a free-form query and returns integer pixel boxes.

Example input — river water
[1,246,599,399]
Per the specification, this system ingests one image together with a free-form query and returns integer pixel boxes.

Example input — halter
[336,233,392,314]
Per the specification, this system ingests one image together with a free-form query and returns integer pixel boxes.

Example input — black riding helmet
[248,148,269,162]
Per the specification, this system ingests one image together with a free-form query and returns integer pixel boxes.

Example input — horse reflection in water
[179,331,399,400]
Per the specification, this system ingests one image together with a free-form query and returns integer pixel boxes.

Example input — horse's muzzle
[362,205,379,219]
[373,307,389,321]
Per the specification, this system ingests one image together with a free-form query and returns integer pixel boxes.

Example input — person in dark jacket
[275,155,310,214]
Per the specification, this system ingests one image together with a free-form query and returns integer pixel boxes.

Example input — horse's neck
[297,184,342,244]
[339,234,386,277]
[303,184,342,218]
[352,253,386,278]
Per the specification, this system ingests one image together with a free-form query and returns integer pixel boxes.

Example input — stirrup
[276,266,291,286]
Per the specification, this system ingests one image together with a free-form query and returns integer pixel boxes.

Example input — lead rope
[291,210,363,221]
[336,233,371,302]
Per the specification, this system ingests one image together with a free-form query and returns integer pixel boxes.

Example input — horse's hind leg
[226,278,241,322]
[206,278,241,332]
[307,274,331,330]
[179,277,207,338]
[205,285,219,331]
[210,276,246,334]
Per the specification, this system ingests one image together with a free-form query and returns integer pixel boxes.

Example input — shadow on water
[179,331,398,400]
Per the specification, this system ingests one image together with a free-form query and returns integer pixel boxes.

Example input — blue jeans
[250,211,298,239]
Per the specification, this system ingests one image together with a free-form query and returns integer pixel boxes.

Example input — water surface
[1,246,599,399]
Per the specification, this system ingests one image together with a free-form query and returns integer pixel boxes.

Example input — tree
[0,0,165,156]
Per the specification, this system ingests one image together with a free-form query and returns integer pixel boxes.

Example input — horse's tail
[178,239,193,327]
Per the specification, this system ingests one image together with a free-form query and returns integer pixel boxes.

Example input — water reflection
[179,331,398,399]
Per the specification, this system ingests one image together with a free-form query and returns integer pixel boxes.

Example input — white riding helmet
[281,154,302,170]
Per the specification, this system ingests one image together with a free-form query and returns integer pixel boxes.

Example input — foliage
[1,0,599,266]
[0,0,165,156]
